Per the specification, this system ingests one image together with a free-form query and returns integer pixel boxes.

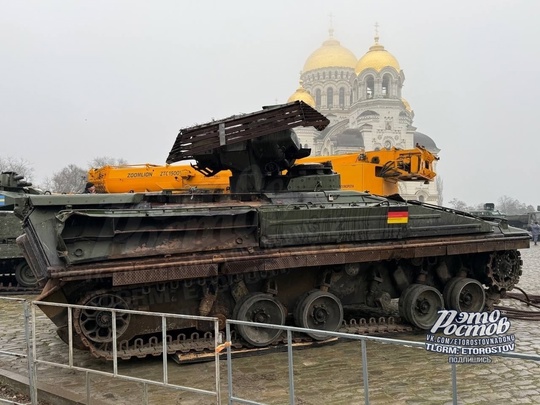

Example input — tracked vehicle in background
[7,101,530,360]
[0,173,39,292]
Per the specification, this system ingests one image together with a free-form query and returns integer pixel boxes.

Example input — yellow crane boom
[88,146,437,196]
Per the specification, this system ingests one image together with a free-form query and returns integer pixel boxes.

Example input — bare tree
[436,176,443,206]
[89,156,128,169]
[0,156,35,182]
[497,195,531,215]
[38,157,128,193]
[447,198,473,212]
[43,164,87,194]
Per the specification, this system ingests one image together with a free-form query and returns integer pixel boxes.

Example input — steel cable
[495,288,540,320]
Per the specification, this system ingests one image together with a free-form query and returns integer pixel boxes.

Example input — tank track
[62,248,524,362]
[0,281,40,296]
[74,315,413,362]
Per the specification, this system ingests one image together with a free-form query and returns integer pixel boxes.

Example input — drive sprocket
[73,290,131,347]
[485,250,522,291]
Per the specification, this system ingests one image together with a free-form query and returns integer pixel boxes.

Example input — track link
[76,316,413,362]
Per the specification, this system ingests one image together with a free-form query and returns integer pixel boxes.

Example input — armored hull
[8,102,531,359]
[11,189,528,359]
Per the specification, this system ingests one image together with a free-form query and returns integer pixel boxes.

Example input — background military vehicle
[0,172,39,291]
[469,203,536,239]
[506,210,540,231]
[468,203,507,222]
[7,102,530,360]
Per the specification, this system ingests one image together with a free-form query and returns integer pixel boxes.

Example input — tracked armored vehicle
[7,102,530,360]
[0,172,39,292]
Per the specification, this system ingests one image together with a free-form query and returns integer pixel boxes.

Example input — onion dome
[287,81,316,108]
[402,98,412,112]
[355,34,400,74]
[414,131,440,153]
[303,29,357,72]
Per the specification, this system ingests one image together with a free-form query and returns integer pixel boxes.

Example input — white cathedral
[287,28,440,203]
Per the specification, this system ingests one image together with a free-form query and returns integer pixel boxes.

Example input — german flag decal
[387,206,409,224]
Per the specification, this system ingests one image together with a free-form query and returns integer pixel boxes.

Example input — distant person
[83,182,96,194]
[531,221,540,246]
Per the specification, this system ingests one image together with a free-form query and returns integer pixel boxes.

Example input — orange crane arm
[88,147,437,196]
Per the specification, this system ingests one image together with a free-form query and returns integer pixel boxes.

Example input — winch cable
[495,287,540,320]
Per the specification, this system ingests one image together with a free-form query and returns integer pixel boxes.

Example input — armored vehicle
[7,102,530,360]
[468,203,507,223]
[506,210,540,231]
[0,173,39,291]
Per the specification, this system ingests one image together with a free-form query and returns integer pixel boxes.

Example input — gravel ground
[1,246,538,404]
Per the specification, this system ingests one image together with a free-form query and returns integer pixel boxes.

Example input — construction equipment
[301,146,436,196]
[6,102,529,361]
[88,147,437,196]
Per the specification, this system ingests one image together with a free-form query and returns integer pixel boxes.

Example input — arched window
[366,76,374,99]
[418,195,425,202]
[315,89,322,109]
[327,87,334,109]
[382,74,392,98]
[339,87,345,109]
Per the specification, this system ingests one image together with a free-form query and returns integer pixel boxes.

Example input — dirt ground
[0,383,51,405]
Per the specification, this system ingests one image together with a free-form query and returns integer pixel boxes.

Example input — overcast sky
[1,0,539,206]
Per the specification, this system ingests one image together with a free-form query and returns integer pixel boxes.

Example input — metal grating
[166,101,329,164]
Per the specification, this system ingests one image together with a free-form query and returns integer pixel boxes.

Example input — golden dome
[288,81,315,107]
[355,36,400,74]
[303,29,357,72]
[287,80,315,108]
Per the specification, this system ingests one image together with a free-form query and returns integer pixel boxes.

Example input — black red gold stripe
[387,206,409,224]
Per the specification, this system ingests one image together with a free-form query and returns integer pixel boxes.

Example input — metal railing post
[451,362,458,405]
[68,307,74,368]
[112,311,118,376]
[226,323,233,405]
[86,370,90,404]
[214,320,221,404]
[287,330,295,405]
[361,339,369,405]
[24,301,37,405]
[143,382,148,404]
[162,316,168,384]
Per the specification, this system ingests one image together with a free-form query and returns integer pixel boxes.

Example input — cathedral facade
[287,29,440,203]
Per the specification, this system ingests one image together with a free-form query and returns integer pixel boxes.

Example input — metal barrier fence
[0,297,34,405]
[224,319,540,405]
[1,296,540,405]
[0,297,223,405]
